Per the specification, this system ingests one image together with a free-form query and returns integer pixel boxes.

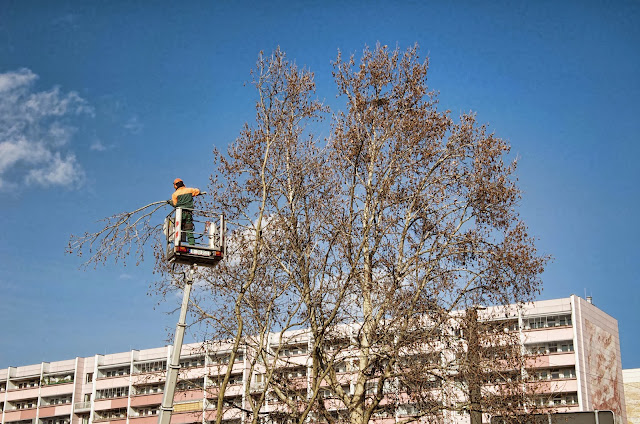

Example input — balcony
[73,402,91,412]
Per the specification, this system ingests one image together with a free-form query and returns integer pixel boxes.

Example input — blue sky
[0,0,638,371]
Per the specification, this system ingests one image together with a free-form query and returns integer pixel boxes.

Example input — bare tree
[69,44,548,424]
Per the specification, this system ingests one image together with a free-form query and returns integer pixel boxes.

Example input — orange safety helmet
[173,178,183,186]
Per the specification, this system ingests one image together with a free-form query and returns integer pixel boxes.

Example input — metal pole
[158,266,195,424]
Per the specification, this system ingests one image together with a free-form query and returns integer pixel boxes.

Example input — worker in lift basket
[167,178,201,245]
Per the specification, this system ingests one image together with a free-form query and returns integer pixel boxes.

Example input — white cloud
[0,69,37,93]
[90,140,108,151]
[0,68,92,190]
[25,152,84,187]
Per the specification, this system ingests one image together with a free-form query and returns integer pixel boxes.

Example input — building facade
[623,369,639,424]
[0,296,626,424]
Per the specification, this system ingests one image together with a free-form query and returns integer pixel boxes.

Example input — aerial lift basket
[163,207,225,267]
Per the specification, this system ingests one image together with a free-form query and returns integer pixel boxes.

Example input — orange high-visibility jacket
[169,187,201,209]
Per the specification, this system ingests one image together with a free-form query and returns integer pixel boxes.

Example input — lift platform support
[158,208,225,424]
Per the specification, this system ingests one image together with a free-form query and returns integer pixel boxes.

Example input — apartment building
[0,295,626,424]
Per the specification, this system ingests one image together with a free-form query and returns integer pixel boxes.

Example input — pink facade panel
[548,379,579,393]
[40,383,74,397]
[128,416,157,424]
[38,404,72,417]
[547,352,577,367]
[178,368,205,381]
[131,373,164,385]
[2,411,23,422]
[130,394,163,407]
[92,398,128,411]
[95,377,130,390]
[173,390,203,402]
[169,411,203,424]
[524,327,575,344]
[92,400,114,411]
[3,408,37,421]
[94,419,126,424]
[4,388,39,401]
[205,385,243,399]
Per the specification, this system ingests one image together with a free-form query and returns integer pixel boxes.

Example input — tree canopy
[70,44,548,424]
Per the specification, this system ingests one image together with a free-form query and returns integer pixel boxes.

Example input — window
[228,374,243,385]
[14,399,38,409]
[96,386,129,399]
[535,367,576,380]
[135,360,166,374]
[565,394,578,405]
[85,373,93,383]
[211,375,242,387]
[179,356,205,368]
[135,384,163,395]
[16,379,40,389]
[282,368,306,379]
[560,368,576,379]
[176,378,204,391]
[96,408,127,420]
[524,314,572,330]
[559,315,572,326]
[134,407,158,416]
[560,342,574,352]
[101,366,130,378]
[398,404,418,416]
[319,388,332,398]
[42,396,72,406]
[335,362,348,373]
[282,345,308,356]
[526,340,574,355]
[210,354,230,365]
[41,418,70,424]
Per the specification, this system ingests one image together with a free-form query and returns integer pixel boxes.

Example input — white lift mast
[157,208,225,424]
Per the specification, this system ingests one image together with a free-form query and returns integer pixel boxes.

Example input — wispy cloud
[124,116,143,134]
[90,140,108,151]
[0,68,93,190]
